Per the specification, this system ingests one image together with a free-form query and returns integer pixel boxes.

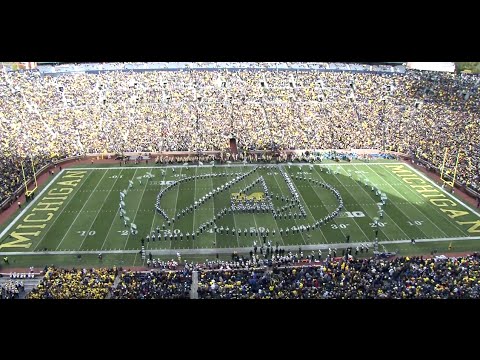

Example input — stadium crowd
[19,251,480,299]
[26,266,117,299]
[0,156,53,205]
[0,279,25,299]
[197,253,480,299]
[0,66,479,208]
[110,269,192,299]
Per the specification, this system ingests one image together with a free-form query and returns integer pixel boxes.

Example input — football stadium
[0,61,480,299]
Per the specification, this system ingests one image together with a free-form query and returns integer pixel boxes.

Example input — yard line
[56,170,109,250]
[192,166,198,236]
[82,169,125,251]
[273,165,310,245]
[405,163,480,218]
[133,251,138,266]
[306,166,355,243]
[99,169,127,251]
[0,169,65,240]
[369,164,453,237]
[236,167,264,245]
[227,167,241,248]
[272,168,310,246]
[32,170,94,252]
[100,170,138,250]
[344,167,412,240]
[368,164,447,237]
[341,164,410,240]
[348,164,428,240]
[394,165,479,234]
[122,169,146,250]
[307,177,359,241]
[299,176,342,244]
[144,167,168,258]
[189,167,223,247]
[290,167,337,246]
[168,167,184,250]
[207,168,217,247]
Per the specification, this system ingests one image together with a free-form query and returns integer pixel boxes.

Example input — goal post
[21,157,38,197]
[440,148,462,188]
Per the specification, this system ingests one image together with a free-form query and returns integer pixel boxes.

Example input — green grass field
[1,160,480,268]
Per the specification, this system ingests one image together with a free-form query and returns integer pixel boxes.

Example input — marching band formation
[147,165,344,243]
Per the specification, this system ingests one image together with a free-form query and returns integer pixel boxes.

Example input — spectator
[1,279,24,299]
[27,266,116,299]
[1,66,479,207]
[111,270,192,299]
[197,253,480,299]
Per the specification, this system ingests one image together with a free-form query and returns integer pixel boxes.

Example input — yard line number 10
[344,211,365,218]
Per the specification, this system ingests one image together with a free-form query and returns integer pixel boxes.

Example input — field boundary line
[0,169,66,240]
[227,167,241,248]
[57,170,109,250]
[122,169,144,250]
[268,168,298,246]
[237,169,262,244]
[3,235,479,256]
[377,165,471,236]
[326,166,383,241]
[302,167,345,244]
[167,167,184,250]
[369,164,451,237]
[208,168,217,247]
[349,164,411,240]
[192,167,198,239]
[276,165,310,245]
[32,170,94,251]
[405,163,480,218]
[144,167,168,255]
[349,164,422,239]
[98,168,127,251]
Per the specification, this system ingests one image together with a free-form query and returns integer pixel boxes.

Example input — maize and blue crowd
[1,64,479,299]
[1,66,479,206]
[16,252,479,299]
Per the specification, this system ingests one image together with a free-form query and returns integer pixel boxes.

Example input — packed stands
[26,266,117,299]
[21,252,480,299]
[111,269,192,299]
[197,253,480,299]
[1,64,478,207]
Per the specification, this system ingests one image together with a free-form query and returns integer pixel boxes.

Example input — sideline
[0,169,66,241]
[1,235,479,256]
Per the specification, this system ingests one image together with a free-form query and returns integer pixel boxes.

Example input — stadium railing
[35,62,406,76]
[92,148,405,158]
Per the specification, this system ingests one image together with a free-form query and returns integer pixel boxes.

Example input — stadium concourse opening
[1,61,480,299]
[230,137,238,156]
